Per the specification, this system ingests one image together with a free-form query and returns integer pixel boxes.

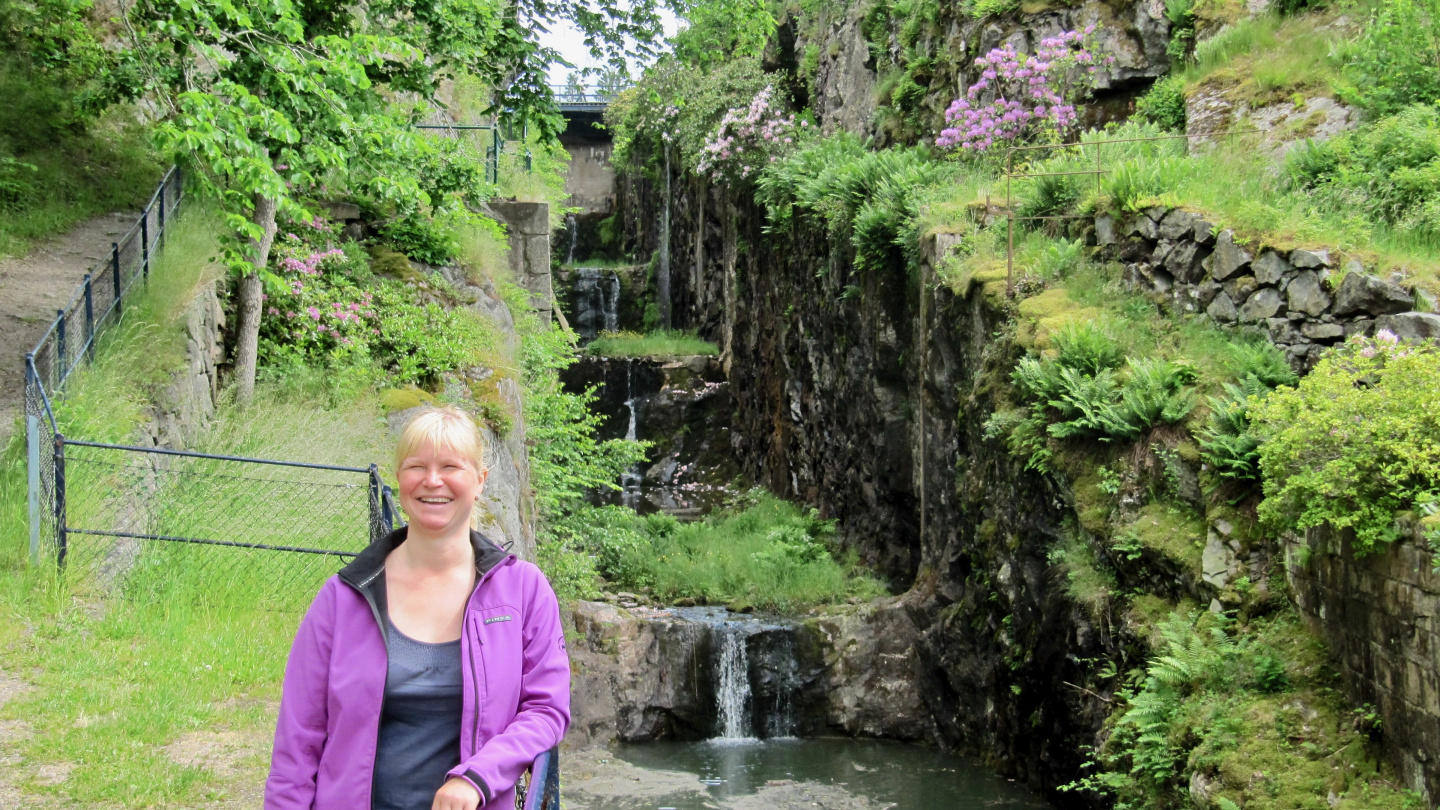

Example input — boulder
[1266,317,1301,344]
[1333,272,1413,316]
[1211,230,1253,281]
[1239,288,1285,323]
[1286,271,1331,317]
[1252,250,1292,286]
[1136,215,1160,240]
[1290,248,1331,269]
[1206,291,1238,323]
[1195,280,1221,307]
[1374,312,1440,341]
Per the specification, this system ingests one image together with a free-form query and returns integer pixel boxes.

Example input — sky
[540,9,680,86]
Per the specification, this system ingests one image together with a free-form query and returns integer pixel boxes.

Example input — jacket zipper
[464,557,513,755]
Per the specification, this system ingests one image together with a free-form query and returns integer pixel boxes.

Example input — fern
[1117,357,1197,431]
[1054,321,1125,375]
[1198,375,1272,485]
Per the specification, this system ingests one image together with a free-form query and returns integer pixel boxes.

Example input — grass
[628,494,888,611]
[585,329,720,357]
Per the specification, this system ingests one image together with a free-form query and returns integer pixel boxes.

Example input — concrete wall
[1287,526,1440,800]
[490,201,554,323]
[561,140,617,216]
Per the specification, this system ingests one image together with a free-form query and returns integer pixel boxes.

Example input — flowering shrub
[696,86,808,183]
[1252,330,1440,551]
[258,222,493,386]
[936,27,1110,151]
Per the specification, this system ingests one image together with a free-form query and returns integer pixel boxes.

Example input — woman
[265,406,570,810]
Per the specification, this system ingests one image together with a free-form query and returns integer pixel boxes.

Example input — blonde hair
[394,406,488,476]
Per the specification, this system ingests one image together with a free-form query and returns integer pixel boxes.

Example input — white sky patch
[541,9,681,85]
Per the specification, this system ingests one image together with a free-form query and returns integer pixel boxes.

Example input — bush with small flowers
[936,27,1111,152]
[258,215,495,386]
[696,86,811,184]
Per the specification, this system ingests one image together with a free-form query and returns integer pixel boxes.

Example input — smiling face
[397,442,488,537]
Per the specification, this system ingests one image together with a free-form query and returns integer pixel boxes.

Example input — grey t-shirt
[372,615,464,810]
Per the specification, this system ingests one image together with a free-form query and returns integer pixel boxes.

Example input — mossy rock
[380,387,438,413]
[369,245,421,281]
[1129,502,1205,571]
[1071,471,1113,536]
[466,375,515,436]
[1016,288,1105,351]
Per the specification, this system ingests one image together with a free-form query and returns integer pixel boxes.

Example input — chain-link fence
[53,438,400,611]
[24,167,185,564]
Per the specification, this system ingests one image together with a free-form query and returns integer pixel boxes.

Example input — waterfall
[565,212,578,265]
[658,144,672,330]
[573,268,621,341]
[604,271,620,334]
[715,625,753,740]
[620,359,643,507]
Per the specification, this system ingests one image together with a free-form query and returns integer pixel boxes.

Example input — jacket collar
[338,525,512,592]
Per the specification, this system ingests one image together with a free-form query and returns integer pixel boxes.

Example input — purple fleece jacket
[263,528,571,809]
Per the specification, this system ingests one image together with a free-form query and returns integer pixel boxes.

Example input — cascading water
[620,359,643,508]
[573,268,621,341]
[565,212,578,265]
[714,626,754,740]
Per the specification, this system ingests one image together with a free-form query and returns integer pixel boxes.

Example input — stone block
[1266,317,1301,343]
[1301,321,1346,342]
[1211,230,1253,280]
[1136,215,1160,240]
[1145,206,1170,222]
[1195,280,1221,307]
[1193,219,1217,246]
[1094,215,1117,246]
[1287,271,1332,317]
[1159,209,1199,240]
[490,200,550,235]
[1239,287,1284,322]
[1207,291,1238,322]
[1253,249,1292,285]
[1223,274,1258,303]
[1291,247,1331,268]
[1165,241,1208,283]
[1334,272,1414,317]
[1375,312,1440,342]
[325,201,361,221]
[1343,318,1373,338]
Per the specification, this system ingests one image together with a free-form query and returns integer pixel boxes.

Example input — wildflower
[307,306,321,320]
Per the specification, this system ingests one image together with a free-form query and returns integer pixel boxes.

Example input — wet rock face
[565,600,930,749]
[559,355,739,515]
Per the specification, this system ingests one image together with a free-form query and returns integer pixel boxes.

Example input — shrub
[1055,321,1125,375]
[1013,350,1195,444]
[1252,332,1440,550]
[1198,376,1269,486]
[1134,75,1187,132]
[1342,0,1440,115]
[936,27,1112,151]
[1287,104,1440,235]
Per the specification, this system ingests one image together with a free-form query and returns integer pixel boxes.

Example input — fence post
[141,209,150,282]
[55,308,66,380]
[111,243,122,318]
[368,464,382,544]
[54,433,66,569]
[83,274,94,362]
[158,178,167,248]
[26,356,40,566]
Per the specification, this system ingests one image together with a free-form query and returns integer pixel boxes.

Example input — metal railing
[549,83,623,105]
[415,123,508,184]
[48,436,401,610]
[25,167,184,565]
[1000,130,1258,295]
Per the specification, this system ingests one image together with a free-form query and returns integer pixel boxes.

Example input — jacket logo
[484,615,513,625]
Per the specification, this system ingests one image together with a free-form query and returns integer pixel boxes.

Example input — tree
[125,0,662,401]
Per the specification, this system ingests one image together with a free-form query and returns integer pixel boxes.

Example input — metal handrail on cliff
[1000,130,1260,297]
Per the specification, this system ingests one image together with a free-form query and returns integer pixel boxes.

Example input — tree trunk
[232,193,278,404]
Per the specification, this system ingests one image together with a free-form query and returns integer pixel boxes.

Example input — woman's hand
[433,777,482,810]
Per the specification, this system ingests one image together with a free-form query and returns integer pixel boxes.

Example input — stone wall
[140,281,225,449]
[1095,207,1440,366]
[1286,526,1440,800]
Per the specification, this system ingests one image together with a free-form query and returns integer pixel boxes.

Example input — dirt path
[0,211,141,445]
